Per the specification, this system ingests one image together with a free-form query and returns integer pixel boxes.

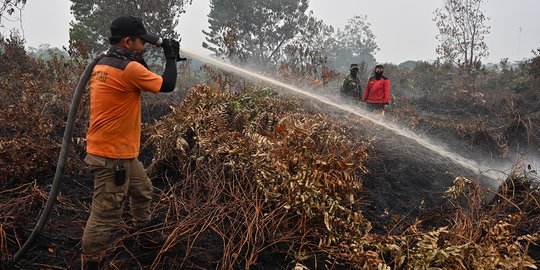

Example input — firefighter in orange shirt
[81,15,180,269]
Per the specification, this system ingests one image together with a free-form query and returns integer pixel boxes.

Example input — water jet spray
[3,47,511,268]
[180,48,505,185]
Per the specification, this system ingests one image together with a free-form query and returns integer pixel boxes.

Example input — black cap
[350,64,359,70]
[375,64,384,69]
[110,15,160,45]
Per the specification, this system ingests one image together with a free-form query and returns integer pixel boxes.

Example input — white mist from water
[180,48,505,187]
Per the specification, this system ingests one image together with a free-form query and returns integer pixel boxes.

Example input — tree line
[1,0,493,75]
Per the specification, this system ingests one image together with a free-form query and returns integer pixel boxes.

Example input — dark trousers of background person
[366,102,386,113]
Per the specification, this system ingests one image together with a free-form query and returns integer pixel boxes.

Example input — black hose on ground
[6,53,105,268]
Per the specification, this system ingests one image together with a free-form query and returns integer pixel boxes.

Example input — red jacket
[362,76,390,104]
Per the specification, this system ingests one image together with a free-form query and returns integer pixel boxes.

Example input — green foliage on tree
[280,14,379,81]
[27,44,69,60]
[433,0,490,71]
[203,1,379,76]
[399,60,422,69]
[69,0,191,60]
[203,0,312,67]
[329,15,378,73]
[528,48,540,79]
[278,15,334,80]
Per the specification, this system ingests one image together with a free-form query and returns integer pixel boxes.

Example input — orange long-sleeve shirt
[86,57,162,159]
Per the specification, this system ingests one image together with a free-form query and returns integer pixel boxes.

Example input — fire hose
[4,37,186,268]
[6,52,106,268]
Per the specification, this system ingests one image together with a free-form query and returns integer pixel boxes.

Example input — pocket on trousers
[95,191,125,212]
[84,154,107,166]
[92,182,126,212]
[85,154,109,174]
[102,181,126,209]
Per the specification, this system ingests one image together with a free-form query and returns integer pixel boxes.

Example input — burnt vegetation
[0,32,539,269]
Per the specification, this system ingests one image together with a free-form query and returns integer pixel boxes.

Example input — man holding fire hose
[81,15,180,269]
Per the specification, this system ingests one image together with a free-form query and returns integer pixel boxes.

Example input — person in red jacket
[361,65,390,114]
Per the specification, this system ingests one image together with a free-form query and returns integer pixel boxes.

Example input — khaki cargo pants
[81,154,153,260]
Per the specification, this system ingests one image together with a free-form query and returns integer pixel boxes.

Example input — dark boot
[127,219,165,249]
[82,259,102,270]
[136,227,165,249]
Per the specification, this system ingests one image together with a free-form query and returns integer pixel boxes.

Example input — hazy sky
[2,0,539,64]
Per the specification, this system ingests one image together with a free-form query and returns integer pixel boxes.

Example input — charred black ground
[1,37,539,269]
